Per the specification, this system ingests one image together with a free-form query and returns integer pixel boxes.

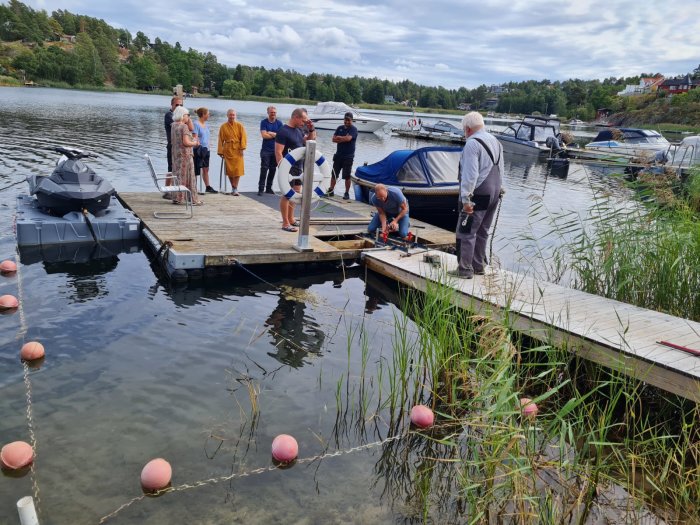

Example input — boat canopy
[313,101,358,116]
[354,146,461,187]
[591,128,668,145]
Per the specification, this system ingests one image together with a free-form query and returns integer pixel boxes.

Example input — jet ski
[26,147,115,216]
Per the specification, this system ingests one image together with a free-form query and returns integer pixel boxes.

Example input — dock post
[294,140,315,252]
[17,496,39,525]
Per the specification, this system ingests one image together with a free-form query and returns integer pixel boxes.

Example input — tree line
[1,0,698,120]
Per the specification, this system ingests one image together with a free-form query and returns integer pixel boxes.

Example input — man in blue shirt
[328,112,358,200]
[368,184,410,240]
[258,106,283,196]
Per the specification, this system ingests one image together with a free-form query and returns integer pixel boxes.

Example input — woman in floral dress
[170,106,203,205]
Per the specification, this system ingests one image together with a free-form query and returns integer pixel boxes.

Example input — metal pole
[17,496,39,525]
[295,140,315,252]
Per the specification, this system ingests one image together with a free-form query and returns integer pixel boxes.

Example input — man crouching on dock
[368,184,411,241]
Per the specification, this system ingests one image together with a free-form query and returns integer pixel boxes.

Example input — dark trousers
[166,142,172,172]
[259,151,277,191]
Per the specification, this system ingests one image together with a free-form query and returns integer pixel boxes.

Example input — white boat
[309,101,388,133]
[493,115,561,157]
[585,128,671,158]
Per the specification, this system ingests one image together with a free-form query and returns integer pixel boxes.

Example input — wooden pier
[363,249,700,402]
[118,191,455,273]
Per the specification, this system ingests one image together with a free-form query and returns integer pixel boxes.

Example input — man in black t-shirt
[328,112,358,200]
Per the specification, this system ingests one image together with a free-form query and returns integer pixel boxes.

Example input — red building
[658,74,700,95]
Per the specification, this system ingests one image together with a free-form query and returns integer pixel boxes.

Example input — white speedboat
[309,101,388,133]
[585,128,671,158]
[493,115,561,157]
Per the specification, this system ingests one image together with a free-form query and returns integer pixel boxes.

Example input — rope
[0,179,26,192]
[98,432,408,524]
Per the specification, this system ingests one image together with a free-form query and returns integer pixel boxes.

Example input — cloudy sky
[22,0,700,89]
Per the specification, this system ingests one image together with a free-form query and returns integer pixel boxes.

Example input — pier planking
[363,249,700,402]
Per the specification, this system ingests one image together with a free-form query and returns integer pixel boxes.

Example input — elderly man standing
[367,183,410,241]
[258,106,283,196]
[217,108,247,196]
[451,111,504,279]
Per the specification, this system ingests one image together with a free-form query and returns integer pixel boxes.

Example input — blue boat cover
[354,146,461,187]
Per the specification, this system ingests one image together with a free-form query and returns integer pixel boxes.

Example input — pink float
[20,342,45,362]
[520,398,539,419]
[271,434,298,463]
[1,441,34,470]
[0,294,19,311]
[140,458,172,491]
[410,405,435,429]
[0,260,17,274]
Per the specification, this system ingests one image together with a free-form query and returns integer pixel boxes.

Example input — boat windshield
[313,102,357,116]
[397,156,429,184]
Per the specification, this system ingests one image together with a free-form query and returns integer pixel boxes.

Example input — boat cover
[354,146,461,187]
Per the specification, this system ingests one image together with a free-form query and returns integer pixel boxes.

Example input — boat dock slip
[118,191,454,272]
[363,249,700,402]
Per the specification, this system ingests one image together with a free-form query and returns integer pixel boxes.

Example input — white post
[17,496,39,525]
[294,140,315,252]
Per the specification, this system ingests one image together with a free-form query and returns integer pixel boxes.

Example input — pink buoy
[520,398,539,419]
[410,404,435,429]
[0,260,17,274]
[271,434,298,463]
[20,342,45,362]
[0,441,34,470]
[140,458,172,491]
[0,294,19,311]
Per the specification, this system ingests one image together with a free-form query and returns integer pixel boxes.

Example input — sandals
[193,201,204,206]
[282,225,298,232]
[291,220,300,227]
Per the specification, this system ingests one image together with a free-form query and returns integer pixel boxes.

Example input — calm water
[0,88,632,524]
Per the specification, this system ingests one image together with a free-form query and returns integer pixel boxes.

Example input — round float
[1,441,34,470]
[20,342,45,362]
[410,404,435,429]
[0,260,17,274]
[271,434,298,463]
[140,458,172,491]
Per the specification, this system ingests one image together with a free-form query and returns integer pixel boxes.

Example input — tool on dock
[657,340,700,357]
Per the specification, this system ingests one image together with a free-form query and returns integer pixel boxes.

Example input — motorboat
[26,146,116,216]
[420,120,464,137]
[309,101,388,133]
[351,146,461,227]
[493,115,561,157]
[584,128,671,158]
[568,119,585,125]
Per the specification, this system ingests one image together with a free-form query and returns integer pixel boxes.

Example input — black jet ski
[26,147,115,216]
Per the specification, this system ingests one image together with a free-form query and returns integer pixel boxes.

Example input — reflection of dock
[119,192,454,278]
[364,249,700,402]
[391,128,466,144]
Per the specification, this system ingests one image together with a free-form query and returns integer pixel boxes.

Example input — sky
[21,0,700,89]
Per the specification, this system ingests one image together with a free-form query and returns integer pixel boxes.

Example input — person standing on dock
[170,106,203,206]
[217,109,247,196]
[328,111,358,200]
[275,108,316,232]
[367,183,410,240]
[258,106,283,196]
[164,96,193,190]
[193,107,217,194]
[451,111,504,279]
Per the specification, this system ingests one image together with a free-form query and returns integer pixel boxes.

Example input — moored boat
[584,128,671,158]
[351,146,461,227]
[309,101,388,133]
[493,115,561,157]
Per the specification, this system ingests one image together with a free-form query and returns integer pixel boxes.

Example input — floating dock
[392,128,466,145]
[118,191,455,278]
[363,249,700,402]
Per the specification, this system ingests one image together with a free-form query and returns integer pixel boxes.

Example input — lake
[0,88,632,524]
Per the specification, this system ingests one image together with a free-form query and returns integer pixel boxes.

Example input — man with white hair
[451,111,504,278]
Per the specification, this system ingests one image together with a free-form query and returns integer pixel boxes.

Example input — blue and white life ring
[276,146,333,202]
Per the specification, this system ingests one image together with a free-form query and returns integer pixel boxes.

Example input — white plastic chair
[144,154,193,219]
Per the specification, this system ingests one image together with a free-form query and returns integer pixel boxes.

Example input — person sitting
[368,183,410,241]
[279,179,302,231]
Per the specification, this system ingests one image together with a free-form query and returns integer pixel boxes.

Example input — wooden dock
[118,191,455,273]
[363,249,700,402]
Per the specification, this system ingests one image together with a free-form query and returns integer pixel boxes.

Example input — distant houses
[658,74,700,96]
[617,75,664,96]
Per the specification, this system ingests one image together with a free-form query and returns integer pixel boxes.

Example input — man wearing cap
[328,112,358,200]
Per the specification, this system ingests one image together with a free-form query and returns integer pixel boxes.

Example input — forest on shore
[1,0,699,126]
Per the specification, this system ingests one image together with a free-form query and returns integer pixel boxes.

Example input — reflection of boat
[18,238,140,267]
[351,146,461,227]
[584,128,671,158]
[309,101,388,133]
[493,115,561,157]
[26,147,116,216]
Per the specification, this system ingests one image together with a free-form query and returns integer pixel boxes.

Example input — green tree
[222,79,246,99]
[74,32,104,84]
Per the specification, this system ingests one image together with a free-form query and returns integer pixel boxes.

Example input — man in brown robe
[217,109,247,196]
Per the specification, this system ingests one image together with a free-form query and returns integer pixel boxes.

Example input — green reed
[331,274,700,523]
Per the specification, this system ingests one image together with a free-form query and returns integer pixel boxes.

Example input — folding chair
[144,154,193,219]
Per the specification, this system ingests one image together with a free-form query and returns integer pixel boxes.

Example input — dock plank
[363,249,700,402]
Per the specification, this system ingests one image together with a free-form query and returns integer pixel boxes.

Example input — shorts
[332,156,354,180]
[194,147,210,175]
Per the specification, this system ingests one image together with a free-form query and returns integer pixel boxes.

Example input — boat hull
[495,134,550,157]
[311,118,387,133]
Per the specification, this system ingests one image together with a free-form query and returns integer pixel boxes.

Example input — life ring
[407,119,417,127]
[276,146,333,202]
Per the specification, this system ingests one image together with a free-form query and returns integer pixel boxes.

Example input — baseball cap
[344,112,354,120]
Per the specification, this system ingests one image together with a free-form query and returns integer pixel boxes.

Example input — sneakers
[205,186,218,194]
[327,189,334,197]
[474,268,486,275]
[343,192,350,200]
[257,190,263,196]
[265,188,275,194]
[447,268,474,279]
[231,188,240,196]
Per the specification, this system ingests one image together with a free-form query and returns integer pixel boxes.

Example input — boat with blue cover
[351,146,461,227]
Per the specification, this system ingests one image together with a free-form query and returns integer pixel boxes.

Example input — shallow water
[0,88,634,524]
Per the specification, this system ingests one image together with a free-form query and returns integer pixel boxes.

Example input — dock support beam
[294,140,315,252]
